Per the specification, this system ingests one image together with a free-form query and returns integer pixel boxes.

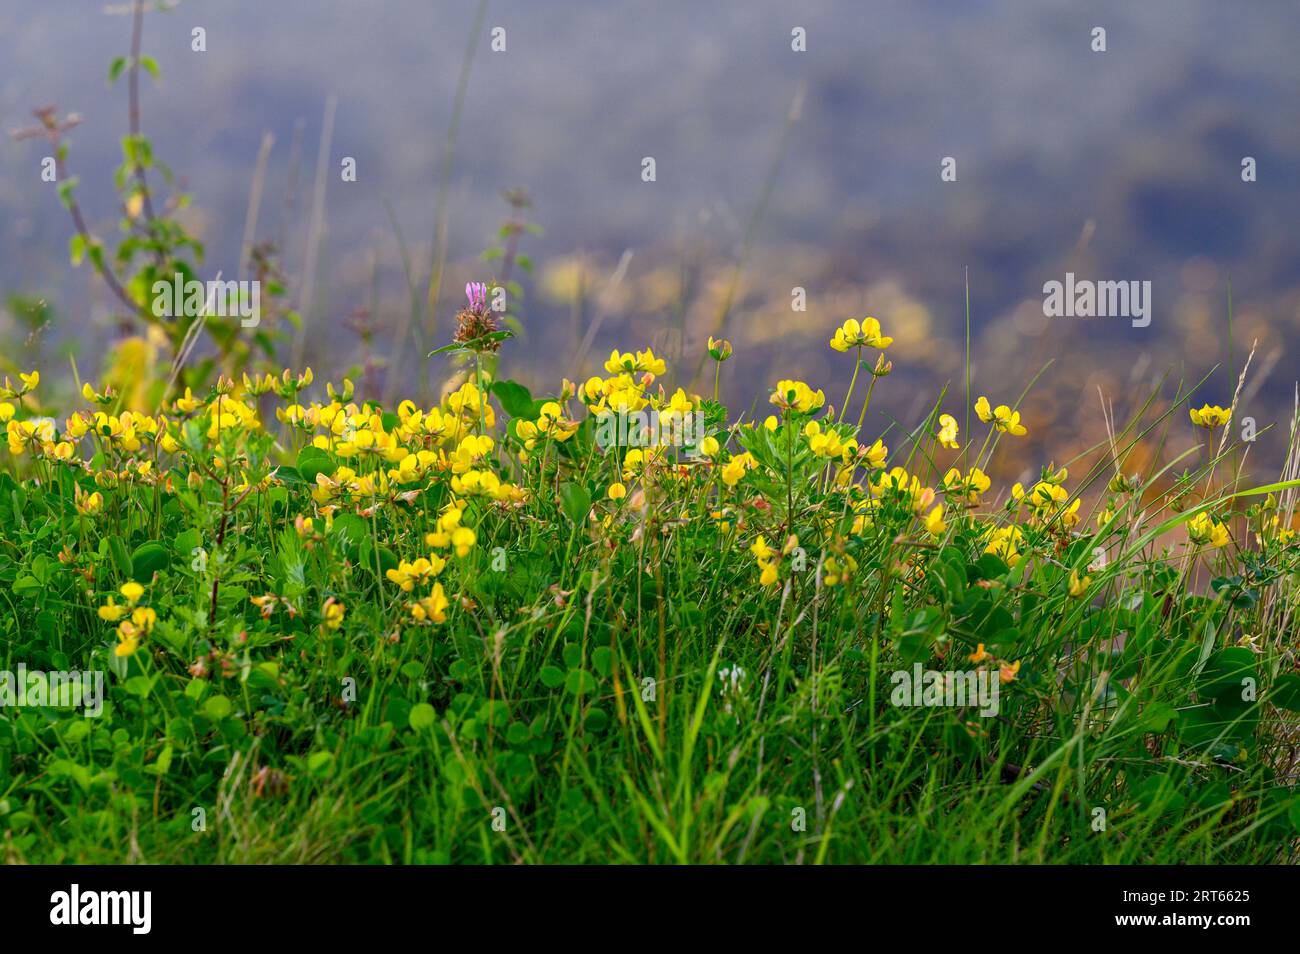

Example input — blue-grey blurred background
[2,0,1299,477]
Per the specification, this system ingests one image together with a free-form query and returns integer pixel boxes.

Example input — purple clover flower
[465,282,488,312]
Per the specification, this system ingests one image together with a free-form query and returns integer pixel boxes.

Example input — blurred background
[2,0,1299,485]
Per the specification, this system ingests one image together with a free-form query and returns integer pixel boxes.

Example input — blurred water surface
[2,1,1299,474]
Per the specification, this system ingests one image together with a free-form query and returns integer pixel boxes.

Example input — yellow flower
[823,553,857,586]
[999,660,1021,684]
[974,396,1027,436]
[114,627,140,657]
[1189,404,1231,429]
[1057,497,1082,529]
[385,557,444,592]
[75,489,104,516]
[699,435,720,458]
[720,452,756,488]
[770,379,825,414]
[536,402,577,441]
[322,597,346,630]
[129,606,157,634]
[173,387,201,414]
[604,348,666,377]
[829,317,893,352]
[1188,512,1230,548]
[1068,570,1091,599]
[937,414,959,450]
[19,370,39,392]
[861,438,888,469]
[607,482,627,500]
[757,559,779,586]
[120,581,145,606]
[410,582,450,624]
[804,420,846,458]
[984,526,1024,566]
[942,467,990,503]
[451,526,476,558]
[968,643,992,664]
[750,535,775,560]
[923,504,946,537]
[98,597,128,622]
[707,336,733,361]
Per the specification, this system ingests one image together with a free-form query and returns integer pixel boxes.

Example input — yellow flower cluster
[1188,512,1230,548]
[98,581,155,657]
[424,505,477,558]
[829,317,892,352]
[1011,469,1080,529]
[770,379,825,414]
[974,396,1027,437]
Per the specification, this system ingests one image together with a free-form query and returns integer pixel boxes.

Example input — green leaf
[69,233,87,266]
[151,745,174,776]
[138,55,161,81]
[428,330,513,357]
[175,527,202,555]
[57,177,79,210]
[130,541,170,582]
[108,56,127,85]
[375,547,399,576]
[539,666,565,689]
[12,576,41,598]
[409,703,436,730]
[330,514,369,559]
[1198,647,1256,700]
[427,342,469,357]
[202,695,233,720]
[564,669,596,695]
[1270,674,1300,712]
[296,446,334,483]
[559,482,591,527]
[307,751,335,776]
[106,535,133,578]
[1137,702,1176,733]
[491,379,534,419]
